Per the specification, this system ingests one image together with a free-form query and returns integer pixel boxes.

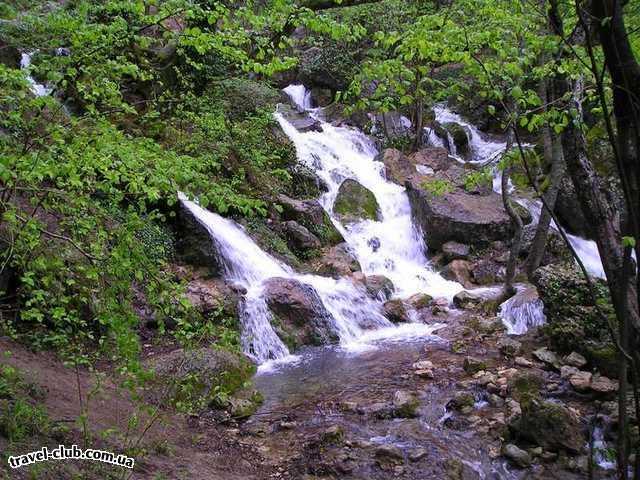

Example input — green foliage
[421,178,453,196]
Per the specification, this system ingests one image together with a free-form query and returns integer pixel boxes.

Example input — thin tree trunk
[501,133,523,297]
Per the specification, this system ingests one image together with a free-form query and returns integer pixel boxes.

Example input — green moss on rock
[333,179,381,224]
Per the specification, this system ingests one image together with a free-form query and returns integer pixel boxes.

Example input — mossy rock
[212,78,282,120]
[333,179,381,224]
[148,347,256,411]
[584,343,619,379]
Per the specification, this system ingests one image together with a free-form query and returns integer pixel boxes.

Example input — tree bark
[501,134,523,297]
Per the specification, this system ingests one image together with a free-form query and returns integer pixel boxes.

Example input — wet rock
[176,203,223,275]
[374,444,404,467]
[288,163,329,198]
[502,443,531,468]
[470,258,505,285]
[409,447,428,462]
[532,347,562,370]
[453,291,482,310]
[181,274,240,318]
[439,122,471,158]
[320,425,344,444]
[463,356,487,375]
[448,392,475,413]
[409,147,452,172]
[444,458,481,480]
[412,360,435,379]
[380,148,411,185]
[431,297,450,315]
[333,179,381,224]
[406,293,433,310]
[590,375,618,395]
[313,243,361,277]
[367,402,394,419]
[568,371,592,392]
[392,390,420,418]
[563,351,587,368]
[278,103,322,132]
[488,393,505,408]
[277,194,343,246]
[310,87,333,107]
[509,400,584,453]
[497,338,522,357]
[263,277,339,350]
[364,275,395,301]
[509,372,544,403]
[281,220,321,251]
[383,299,410,323]
[442,241,471,261]
[407,182,513,251]
[442,260,474,289]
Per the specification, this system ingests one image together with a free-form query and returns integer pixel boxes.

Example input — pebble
[515,356,533,367]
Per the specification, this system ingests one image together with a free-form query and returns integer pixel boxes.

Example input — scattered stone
[442,241,471,261]
[590,375,618,395]
[412,360,435,379]
[563,351,587,368]
[463,356,487,375]
[515,357,533,368]
[406,293,433,310]
[392,390,420,418]
[408,447,428,462]
[568,371,592,392]
[502,443,532,468]
[560,365,580,379]
[431,297,450,315]
[488,393,505,408]
[532,347,562,370]
[444,458,481,480]
[383,299,410,323]
[321,425,344,444]
[497,338,522,357]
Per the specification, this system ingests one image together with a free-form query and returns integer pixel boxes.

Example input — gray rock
[383,299,411,323]
[312,242,361,277]
[563,352,587,368]
[407,182,513,251]
[278,103,322,132]
[442,241,471,261]
[277,194,343,246]
[497,338,522,357]
[502,443,531,468]
[364,275,395,301]
[282,220,321,251]
[263,277,339,350]
[442,260,475,289]
[392,390,420,418]
[453,291,482,310]
[463,356,487,374]
[532,347,562,370]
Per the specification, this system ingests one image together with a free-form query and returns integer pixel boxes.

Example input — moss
[333,179,380,223]
[584,344,619,379]
[210,78,282,121]
[509,372,543,406]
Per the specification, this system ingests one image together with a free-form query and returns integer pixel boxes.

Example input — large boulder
[435,121,470,159]
[363,275,395,301]
[263,277,339,350]
[441,259,474,288]
[379,147,451,185]
[407,183,513,251]
[277,194,343,246]
[509,400,584,453]
[312,242,362,277]
[383,299,410,323]
[333,179,381,224]
[147,347,256,409]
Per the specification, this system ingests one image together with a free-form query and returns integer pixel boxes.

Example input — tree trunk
[501,134,523,297]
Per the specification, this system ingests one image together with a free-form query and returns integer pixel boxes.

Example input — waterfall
[179,194,391,365]
[278,87,463,300]
[430,105,610,333]
[20,52,51,97]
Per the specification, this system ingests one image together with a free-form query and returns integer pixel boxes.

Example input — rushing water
[277,90,463,300]
[20,52,51,97]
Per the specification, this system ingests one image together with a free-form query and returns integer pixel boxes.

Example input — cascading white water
[430,105,609,333]
[20,52,51,97]
[283,84,313,111]
[178,193,392,364]
[278,88,463,301]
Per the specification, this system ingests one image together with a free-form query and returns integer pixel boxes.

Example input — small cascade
[20,52,51,97]
[278,86,463,300]
[179,194,391,365]
[498,286,546,335]
[283,84,313,110]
